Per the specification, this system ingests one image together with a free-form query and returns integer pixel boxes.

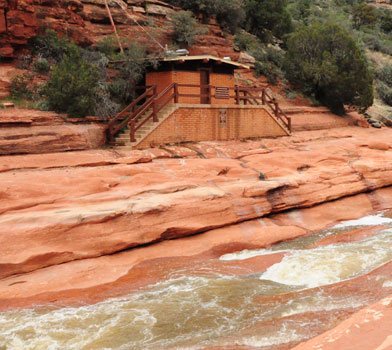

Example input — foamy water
[1,212,392,349]
[261,229,392,287]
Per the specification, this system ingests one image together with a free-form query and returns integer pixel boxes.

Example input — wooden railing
[107,85,156,142]
[129,83,178,142]
[107,83,291,143]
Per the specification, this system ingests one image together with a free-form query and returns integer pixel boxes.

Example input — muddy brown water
[1,211,392,350]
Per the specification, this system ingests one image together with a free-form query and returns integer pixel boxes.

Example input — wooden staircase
[111,104,178,149]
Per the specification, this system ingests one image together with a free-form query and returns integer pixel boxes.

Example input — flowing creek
[1,211,392,349]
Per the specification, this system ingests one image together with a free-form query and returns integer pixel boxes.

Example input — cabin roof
[161,55,250,69]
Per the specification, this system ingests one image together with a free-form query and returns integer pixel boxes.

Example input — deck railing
[107,84,291,143]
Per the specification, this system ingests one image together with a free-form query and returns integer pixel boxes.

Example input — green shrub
[352,3,376,29]
[251,45,284,84]
[108,78,128,105]
[33,57,50,74]
[9,74,33,100]
[244,0,293,42]
[94,82,121,117]
[376,81,392,105]
[265,46,284,68]
[377,63,392,86]
[254,60,279,84]
[114,42,158,105]
[30,29,77,63]
[171,10,206,47]
[234,31,260,52]
[165,0,244,33]
[288,0,311,25]
[377,8,392,33]
[96,36,119,59]
[15,55,32,69]
[36,99,50,111]
[284,23,373,114]
[376,64,392,106]
[44,50,100,117]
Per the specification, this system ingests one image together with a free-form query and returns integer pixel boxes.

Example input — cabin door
[200,69,211,104]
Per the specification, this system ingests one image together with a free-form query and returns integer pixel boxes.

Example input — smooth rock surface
[0,126,392,307]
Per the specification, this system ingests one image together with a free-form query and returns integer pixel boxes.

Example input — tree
[376,64,392,106]
[377,8,392,33]
[352,3,376,29]
[165,0,244,33]
[45,48,100,117]
[244,0,293,42]
[171,10,206,47]
[284,23,373,114]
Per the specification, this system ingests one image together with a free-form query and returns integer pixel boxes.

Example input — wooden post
[288,117,292,132]
[244,90,248,105]
[108,126,113,144]
[130,120,136,142]
[174,83,179,103]
[103,0,124,54]
[274,102,278,116]
[153,99,158,122]
[261,89,266,105]
[235,86,239,105]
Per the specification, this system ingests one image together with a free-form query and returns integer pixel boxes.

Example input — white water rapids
[0,212,392,349]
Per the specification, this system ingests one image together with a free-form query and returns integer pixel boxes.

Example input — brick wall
[146,71,172,94]
[210,73,235,105]
[173,71,200,104]
[135,105,287,149]
[145,71,236,105]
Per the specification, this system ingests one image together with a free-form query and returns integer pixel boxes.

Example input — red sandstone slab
[291,294,392,350]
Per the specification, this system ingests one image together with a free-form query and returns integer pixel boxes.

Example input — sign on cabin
[219,109,227,126]
[215,87,230,99]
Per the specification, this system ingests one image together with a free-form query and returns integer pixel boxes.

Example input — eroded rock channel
[0,126,392,349]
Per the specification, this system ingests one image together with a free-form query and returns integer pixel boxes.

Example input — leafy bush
[44,49,100,117]
[377,8,392,33]
[96,36,119,60]
[284,23,373,114]
[352,3,376,29]
[376,81,392,105]
[33,56,50,74]
[252,46,284,84]
[234,31,260,52]
[113,42,158,105]
[244,0,293,42]
[30,29,77,63]
[254,61,279,84]
[15,55,32,69]
[288,0,311,25]
[94,81,121,117]
[376,64,392,106]
[170,10,206,47]
[165,0,244,33]
[9,74,33,100]
[360,29,392,55]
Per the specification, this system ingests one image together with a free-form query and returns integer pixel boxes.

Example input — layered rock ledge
[0,126,391,311]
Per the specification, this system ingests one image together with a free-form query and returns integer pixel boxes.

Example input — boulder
[238,51,256,65]
[371,121,383,128]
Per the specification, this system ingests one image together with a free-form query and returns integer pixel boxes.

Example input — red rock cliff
[0,0,238,59]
